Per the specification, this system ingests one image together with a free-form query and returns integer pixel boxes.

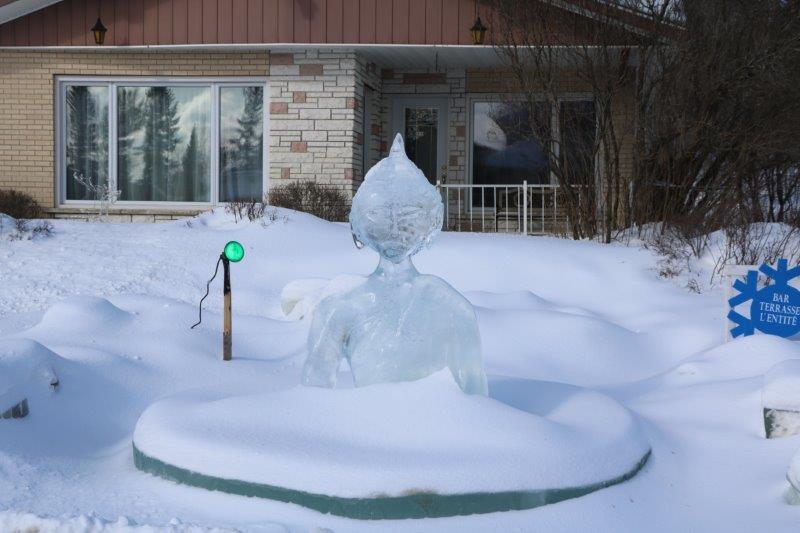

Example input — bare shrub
[5,218,53,241]
[269,181,349,222]
[0,189,43,219]
[721,223,800,271]
[224,196,280,226]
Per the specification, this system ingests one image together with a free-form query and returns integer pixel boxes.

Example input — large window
[65,86,108,200]
[219,86,264,202]
[59,79,266,206]
[471,99,596,186]
[472,101,551,186]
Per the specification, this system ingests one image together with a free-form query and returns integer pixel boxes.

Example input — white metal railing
[435,181,569,235]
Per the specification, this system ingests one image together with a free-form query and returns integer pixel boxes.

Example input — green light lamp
[224,241,245,263]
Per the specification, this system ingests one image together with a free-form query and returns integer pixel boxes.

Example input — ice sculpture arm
[302,297,347,388]
[448,311,489,396]
[425,279,488,396]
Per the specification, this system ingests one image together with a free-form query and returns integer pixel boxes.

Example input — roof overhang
[0,42,640,70]
[0,0,61,25]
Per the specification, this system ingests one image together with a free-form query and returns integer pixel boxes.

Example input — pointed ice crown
[357,133,438,197]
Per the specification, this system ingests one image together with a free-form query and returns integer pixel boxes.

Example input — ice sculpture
[302,134,488,395]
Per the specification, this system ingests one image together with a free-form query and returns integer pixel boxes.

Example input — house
[0,0,644,229]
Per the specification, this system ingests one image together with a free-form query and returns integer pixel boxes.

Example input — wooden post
[222,256,232,361]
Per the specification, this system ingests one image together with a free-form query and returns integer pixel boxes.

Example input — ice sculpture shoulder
[301,134,488,395]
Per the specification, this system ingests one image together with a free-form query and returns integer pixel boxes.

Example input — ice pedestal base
[132,372,650,519]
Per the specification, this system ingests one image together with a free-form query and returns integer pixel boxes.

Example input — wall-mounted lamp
[470,15,487,45]
[91,17,107,45]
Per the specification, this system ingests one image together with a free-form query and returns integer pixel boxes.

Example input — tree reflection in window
[117,86,211,202]
[220,86,264,202]
[65,86,108,200]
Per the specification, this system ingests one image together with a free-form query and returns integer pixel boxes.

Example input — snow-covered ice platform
[132,372,650,519]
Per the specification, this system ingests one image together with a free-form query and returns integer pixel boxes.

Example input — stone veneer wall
[268,49,361,197]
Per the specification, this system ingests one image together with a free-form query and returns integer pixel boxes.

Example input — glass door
[390,97,448,184]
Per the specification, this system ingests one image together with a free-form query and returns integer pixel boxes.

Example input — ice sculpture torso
[302,134,488,395]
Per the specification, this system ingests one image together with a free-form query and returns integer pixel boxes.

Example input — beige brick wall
[0,50,269,209]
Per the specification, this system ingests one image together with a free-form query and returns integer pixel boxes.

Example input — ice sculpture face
[350,135,444,263]
[302,134,488,395]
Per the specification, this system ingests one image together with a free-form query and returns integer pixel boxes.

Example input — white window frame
[55,76,269,209]
[466,93,597,187]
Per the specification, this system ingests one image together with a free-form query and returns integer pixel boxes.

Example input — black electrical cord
[191,255,223,329]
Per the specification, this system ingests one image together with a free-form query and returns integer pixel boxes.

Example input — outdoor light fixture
[91,17,107,45]
[470,15,487,45]
[470,0,487,45]
[223,241,245,263]
[191,241,245,361]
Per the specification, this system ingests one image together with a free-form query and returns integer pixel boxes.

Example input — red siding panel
[42,4,58,46]
[425,0,441,44]
[143,0,158,44]
[0,0,515,46]
[442,0,458,44]
[158,0,173,44]
[128,0,144,45]
[11,16,27,46]
[187,0,203,42]
[359,0,375,43]
[293,0,310,42]
[56,0,68,45]
[71,0,85,46]
[28,10,42,45]
[202,0,216,42]
[375,0,391,42]
[0,24,10,46]
[408,0,424,44]
[277,0,293,42]
[392,0,408,44]
[326,0,342,43]
[173,0,188,44]
[341,0,358,43]
[232,0,247,43]
[309,0,326,43]
[457,0,472,44]
[247,0,263,43]
[113,0,128,45]
[263,0,278,41]
[218,0,232,43]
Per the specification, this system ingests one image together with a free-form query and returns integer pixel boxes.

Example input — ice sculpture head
[350,134,443,263]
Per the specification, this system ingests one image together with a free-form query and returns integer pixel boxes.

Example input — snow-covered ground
[1,209,799,532]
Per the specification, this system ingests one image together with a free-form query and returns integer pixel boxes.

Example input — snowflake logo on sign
[728,259,800,339]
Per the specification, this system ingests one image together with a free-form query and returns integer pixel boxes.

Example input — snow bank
[0,510,242,532]
[0,338,60,414]
[133,371,649,498]
[764,360,800,412]
[39,296,134,332]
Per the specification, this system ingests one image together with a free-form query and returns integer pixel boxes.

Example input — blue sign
[728,259,800,339]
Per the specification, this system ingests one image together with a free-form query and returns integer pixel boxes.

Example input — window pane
[117,86,211,202]
[404,107,438,183]
[559,101,596,184]
[220,86,264,202]
[65,85,108,200]
[472,101,550,186]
